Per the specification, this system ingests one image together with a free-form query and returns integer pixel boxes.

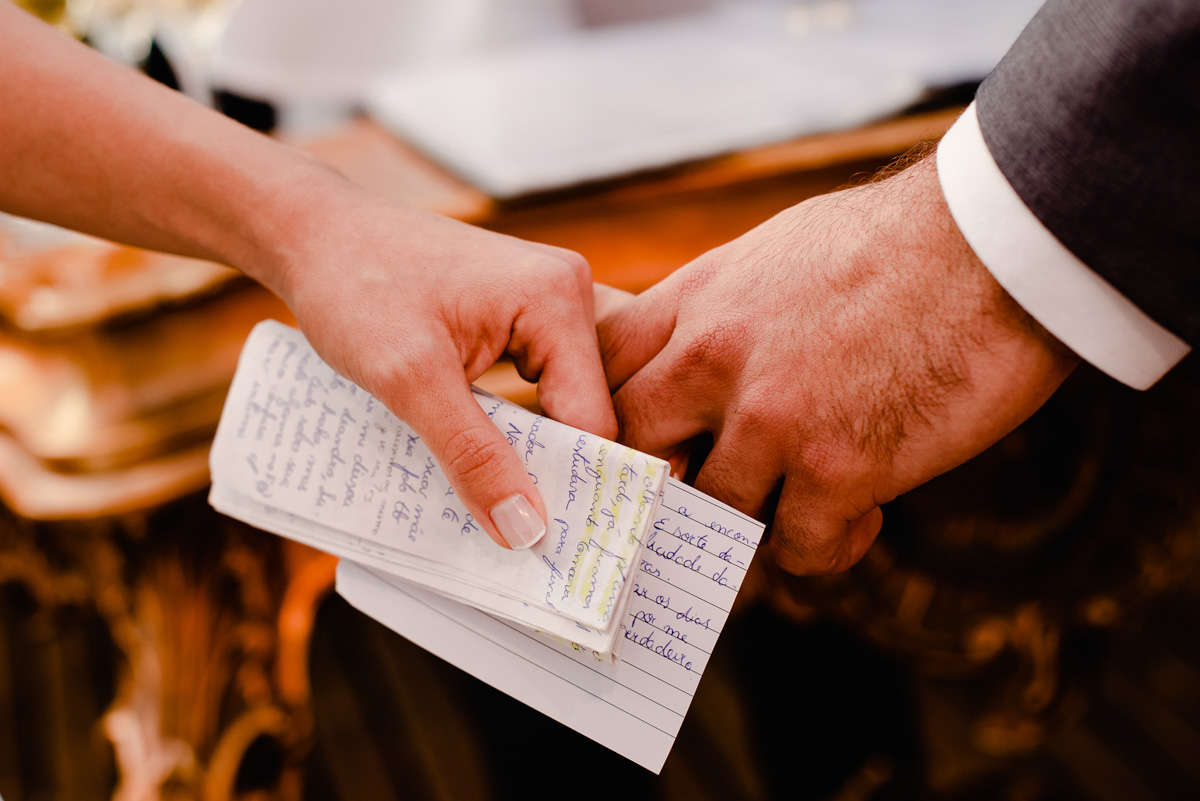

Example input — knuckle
[772,538,817,576]
[677,255,719,300]
[439,426,511,486]
[705,478,757,517]
[611,389,640,434]
[794,433,860,493]
[527,264,585,319]
[557,249,592,281]
[676,319,743,378]
[727,392,777,438]
[612,387,656,446]
[770,520,813,563]
[770,518,839,576]
[361,359,414,409]
[407,335,448,368]
[542,254,587,292]
[599,314,640,372]
[598,325,624,369]
[695,459,759,515]
[365,345,440,409]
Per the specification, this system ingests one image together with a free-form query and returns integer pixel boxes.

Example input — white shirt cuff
[936,102,1190,390]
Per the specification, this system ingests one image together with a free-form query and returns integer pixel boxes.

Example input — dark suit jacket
[976,0,1200,344]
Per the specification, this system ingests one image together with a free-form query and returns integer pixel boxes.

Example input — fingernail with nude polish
[490,494,545,549]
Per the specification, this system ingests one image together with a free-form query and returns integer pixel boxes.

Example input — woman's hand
[253,177,617,550]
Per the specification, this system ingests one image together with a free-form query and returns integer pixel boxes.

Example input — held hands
[253,175,616,551]
[0,2,1072,568]
[597,156,1078,575]
[250,153,1072,571]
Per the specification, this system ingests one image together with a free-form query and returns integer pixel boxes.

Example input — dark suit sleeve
[975,0,1200,344]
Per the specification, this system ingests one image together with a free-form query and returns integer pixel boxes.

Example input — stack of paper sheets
[210,320,670,652]
[208,321,765,769]
[337,472,765,772]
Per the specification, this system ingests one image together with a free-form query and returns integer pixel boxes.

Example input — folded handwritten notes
[210,321,667,651]
[209,321,765,770]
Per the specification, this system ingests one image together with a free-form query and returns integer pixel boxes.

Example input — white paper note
[209,321,667,650]
[337,477,764,773]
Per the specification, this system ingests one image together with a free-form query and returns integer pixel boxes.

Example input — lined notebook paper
[208,320,766,770]
[337,477,764,773]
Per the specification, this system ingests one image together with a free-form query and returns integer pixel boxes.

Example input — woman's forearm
[0,3,623,551]
[0,2,339,292]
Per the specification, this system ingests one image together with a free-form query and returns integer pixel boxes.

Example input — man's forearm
[0,2,342,292]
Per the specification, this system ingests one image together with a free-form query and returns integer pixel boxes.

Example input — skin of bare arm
[0,4,618,549]
[597,155,1079,574]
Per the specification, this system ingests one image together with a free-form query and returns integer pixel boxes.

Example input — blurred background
[2,0,1199,799]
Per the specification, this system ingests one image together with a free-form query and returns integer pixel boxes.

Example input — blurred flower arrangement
[12,0,234,72]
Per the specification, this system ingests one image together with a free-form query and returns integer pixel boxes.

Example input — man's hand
[262,187,617,551]
[597,155,1078,574]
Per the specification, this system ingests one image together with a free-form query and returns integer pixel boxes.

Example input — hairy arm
[599,154,1078,574]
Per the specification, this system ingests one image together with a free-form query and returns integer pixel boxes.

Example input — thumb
[592,282,634,321]
[596,280,679,392]
[399,366,547,551]
[516,280,618,442]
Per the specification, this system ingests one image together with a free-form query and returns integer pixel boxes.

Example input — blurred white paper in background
[207,0,577,103]
[367,0,1044,197]
[844,0,1046,88]
[370,7,921,198]
[158,0,1043,191]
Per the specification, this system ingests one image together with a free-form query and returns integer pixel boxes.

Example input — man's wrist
[936,104,1188,389]
[876,154,1079,380]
